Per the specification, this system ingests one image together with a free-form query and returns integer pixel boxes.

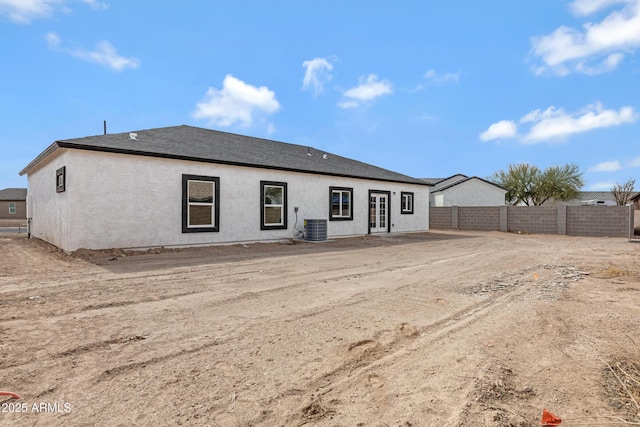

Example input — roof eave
[19,141,61,176]
[49,142,431,186]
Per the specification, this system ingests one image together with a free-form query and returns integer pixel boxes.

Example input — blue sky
[2,0,640,191]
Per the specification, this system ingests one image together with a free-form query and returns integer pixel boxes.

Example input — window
[329,187,353,221]
[182,174,220,233]
[56,166,66,193]
[9,202,16,215]
[401,192,414,214]
[261,181,287,230]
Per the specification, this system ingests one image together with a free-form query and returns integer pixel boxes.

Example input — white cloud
[587,156,640,171]
[0,0,105,23]
[302,57,334,96]
[46,32,140,71]
[192,74,281,128]
[480,102,637,143]
[519,106,560,124]
[45,31,60,48]
[81,0,108,10]
[337,100,359,109]
[524,103,636,142]
[266,123,276,135]
[0,0,61,23]
[628,155,640,167]
[588,160,623,171]
[530,0,640,75]
[338,74,392,108]
[73,41,139,71]
[423,69,460,85]
[570,0,629,16]
[575,52,625,74]
[588,180,617,190]
[414,69,461,91]
[479,120,518,142]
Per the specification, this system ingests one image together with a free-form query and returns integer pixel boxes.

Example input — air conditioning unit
[305,219,327,241]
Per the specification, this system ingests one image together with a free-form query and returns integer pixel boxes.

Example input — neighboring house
[0,188,27,220]
[550,191,635,206]
[19,125,431,251]
[421,174,506,207]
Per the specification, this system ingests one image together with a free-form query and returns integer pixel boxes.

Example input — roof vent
[322,154,328,159]
[129,132,138,141]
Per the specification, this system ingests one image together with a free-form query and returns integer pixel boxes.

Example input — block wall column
[557,205,567,235]
[452,206,459,230]
[499,206,508,232]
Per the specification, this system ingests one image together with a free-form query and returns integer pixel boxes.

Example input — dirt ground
[1,231,639,427]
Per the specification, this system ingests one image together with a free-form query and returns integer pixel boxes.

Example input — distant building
[0,188,27,220]
[421,174,507,206]
[555,191,637,206]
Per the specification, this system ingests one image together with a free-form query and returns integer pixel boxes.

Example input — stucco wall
[26,149,70,249]
[29,149,429,251]
[431,179,506,207]
[0,201,26,219]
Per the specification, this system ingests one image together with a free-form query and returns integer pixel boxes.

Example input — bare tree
[611,178,635,205]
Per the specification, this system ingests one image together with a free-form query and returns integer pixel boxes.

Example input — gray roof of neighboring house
[560,191,639,205]
[419,178,444,186]
[0,188,27,201]
[577,191,618,202]
[20,125,429,186]
[420,174,505,192]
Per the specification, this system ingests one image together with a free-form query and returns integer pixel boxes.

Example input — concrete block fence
[429,205,634,238]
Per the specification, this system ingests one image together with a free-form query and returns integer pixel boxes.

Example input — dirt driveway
[1,231,639,426]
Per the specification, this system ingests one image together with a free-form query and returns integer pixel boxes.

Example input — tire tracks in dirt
[1,246,500,391]
[0,246,497,322]
[268,267,555,425]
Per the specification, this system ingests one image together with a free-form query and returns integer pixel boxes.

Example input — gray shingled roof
[420,174,505,192]
[419,178,443,186]
[21,125,428,185]
[561,191,638,205]
[0,188,27,201]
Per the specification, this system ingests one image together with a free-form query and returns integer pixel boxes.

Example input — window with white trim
[261,181,287,230]
[401,192,414,214]
[329,187,353,221]
[182,174,219,233]
[9,202,16,215]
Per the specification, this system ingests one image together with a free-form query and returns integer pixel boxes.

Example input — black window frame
[329,186,354,221]
[182,174,220,233]
[261,181,288,230]
[401,191,414,214]
[56,166,66,193]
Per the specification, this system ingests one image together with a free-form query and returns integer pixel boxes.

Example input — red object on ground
[0,391,20,399]
[541,409,562,426]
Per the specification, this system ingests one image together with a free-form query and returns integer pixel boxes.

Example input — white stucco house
[421,174,506,207]
[20,125,431,251]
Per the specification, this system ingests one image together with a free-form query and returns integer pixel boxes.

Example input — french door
[369,192,389,233]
